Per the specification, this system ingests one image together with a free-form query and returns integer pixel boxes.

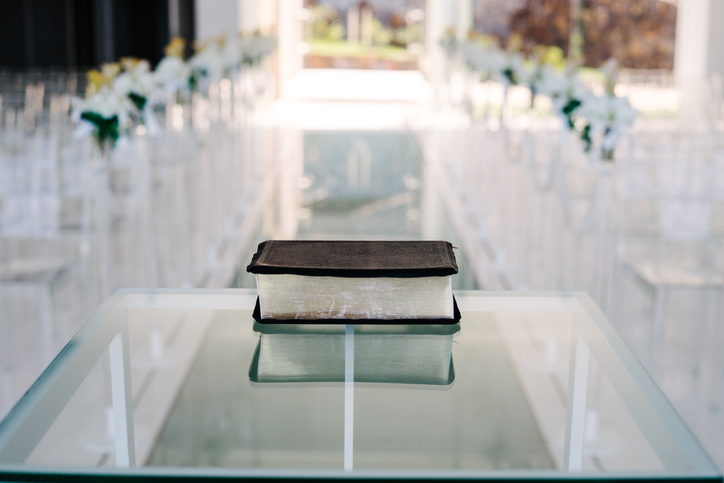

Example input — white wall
[194,0,240,40]
[196,0,277,40]
[195,0,279,39]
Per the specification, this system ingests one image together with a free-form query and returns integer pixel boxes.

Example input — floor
[1,68,723,472]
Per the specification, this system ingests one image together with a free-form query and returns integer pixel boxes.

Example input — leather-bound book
[246,240,460,323]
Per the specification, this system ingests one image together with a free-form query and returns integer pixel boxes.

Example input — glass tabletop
[0,289,720,481]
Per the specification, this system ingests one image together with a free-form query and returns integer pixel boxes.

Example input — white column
[674,0,709,86]
[425,0,449,107]
[360,6,374,46]
[674,0,724,86]
[706,0,724,78]
[455,0,472,41]
[347,7,359,44]
[277,130,303,239]
[277,0,304,95]
[257,1,277,34]
[673,0,724,122]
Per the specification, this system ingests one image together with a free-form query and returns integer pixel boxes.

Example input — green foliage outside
[308,40,416,62]
[308,5,346,41]
[305,4,422,60]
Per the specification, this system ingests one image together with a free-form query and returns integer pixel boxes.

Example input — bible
[246,240,460,323]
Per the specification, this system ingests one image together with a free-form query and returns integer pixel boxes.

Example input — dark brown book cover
[246,240,458,277]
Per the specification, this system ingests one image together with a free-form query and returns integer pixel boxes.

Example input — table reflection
[249,321,460,385]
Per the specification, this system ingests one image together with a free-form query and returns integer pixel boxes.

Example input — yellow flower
[120,57,142,71]
[101,62,121,79]
[507,33,523,53]
[86,62,120,95]
[165,37,186,58]
[193,39,207,53]
[87,70,105,92]
[533,45,566,70]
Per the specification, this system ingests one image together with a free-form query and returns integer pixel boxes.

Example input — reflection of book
[248,322,460,385]
[246,240,460,323]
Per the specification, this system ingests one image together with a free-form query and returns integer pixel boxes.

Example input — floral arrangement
[443,30,639,161]
[154,37,194,95]
[438,27,459,59]
[575,60,638,160]
[538,65,590,130]
[71,32,277,151]
[458,37,504,81]
[70,63,134,151]
[188,32,277,83]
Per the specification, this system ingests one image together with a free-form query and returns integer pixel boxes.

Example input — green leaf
[562,98,581,115]
[562,99,582,130]
[580,123,593,153]
[81,111,120,148]
[503,68,517,85]
[128,92,147,111]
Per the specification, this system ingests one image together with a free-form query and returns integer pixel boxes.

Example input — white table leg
[344,324,354,472]
[563,335,590,471]
[109,326,135,467]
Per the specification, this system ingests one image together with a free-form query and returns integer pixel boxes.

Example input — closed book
[248,321,459,385]
[246,240,460,323]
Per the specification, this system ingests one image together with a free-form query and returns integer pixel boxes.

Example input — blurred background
[2,0,724,471]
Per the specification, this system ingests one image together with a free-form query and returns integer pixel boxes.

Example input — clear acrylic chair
[0,127,95,418]
[622,154,723,370]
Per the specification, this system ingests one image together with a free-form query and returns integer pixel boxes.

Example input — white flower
[577,93,638,154]
[578,94,637,133]
[539,72,593,120]
[71,86,134,126]
[219,36,244,71]
[458,41,506,79]
[189,42,225,80]
[189,33,277,81]
[242,34,277,66]
[528,64,557,96]
[499,52,529,86]
[439,29,458,57]
[114,59,160,102]
[457,40,480,67]
[154,55,192,94]
[484,49,507,76]
[70,86,135,146]
[536,68,566,99]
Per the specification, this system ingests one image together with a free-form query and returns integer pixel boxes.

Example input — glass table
[0,289,720,481]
